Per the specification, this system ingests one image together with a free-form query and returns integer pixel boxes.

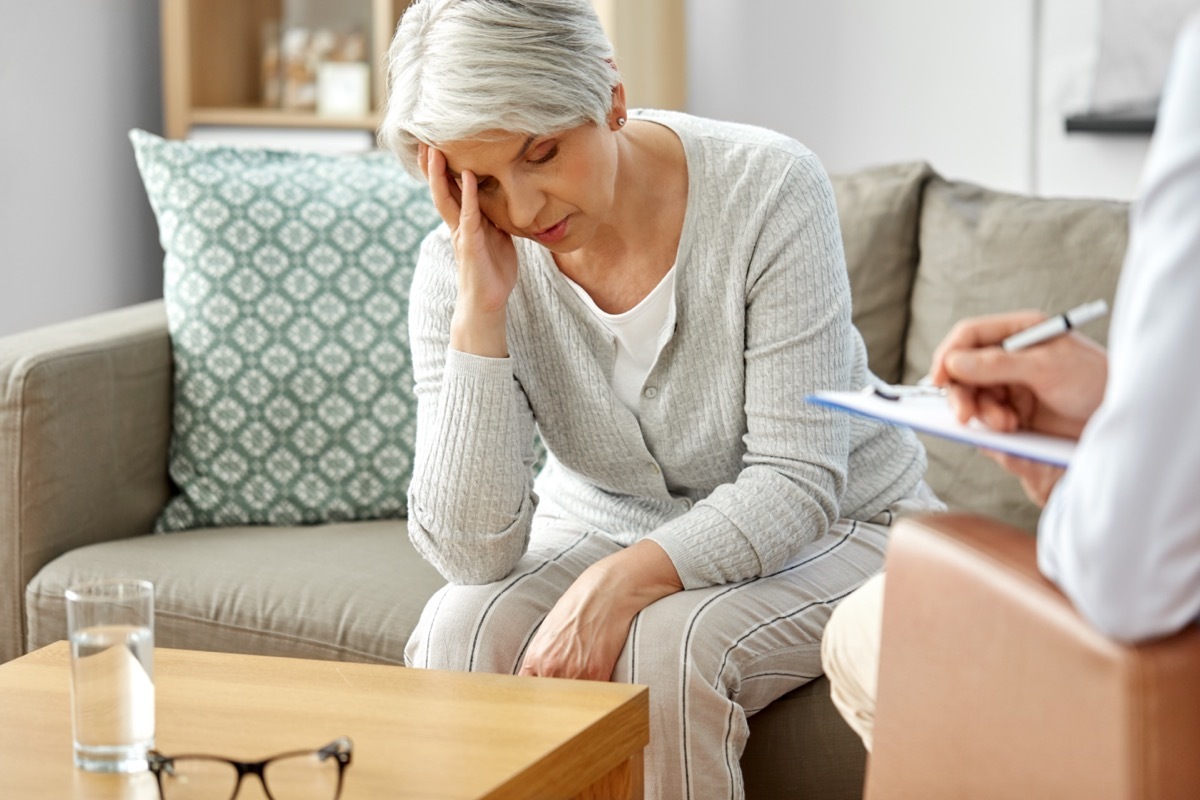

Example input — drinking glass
[66,579,155,773]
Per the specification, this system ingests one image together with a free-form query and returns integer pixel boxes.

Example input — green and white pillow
[130,130,441,532]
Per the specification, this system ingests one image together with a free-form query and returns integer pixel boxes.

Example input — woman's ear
[609,82,628,130]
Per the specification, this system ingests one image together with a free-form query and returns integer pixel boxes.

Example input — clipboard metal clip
[864,384,949,402]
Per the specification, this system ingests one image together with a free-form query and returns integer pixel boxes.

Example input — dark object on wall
[1065,98,1158,135]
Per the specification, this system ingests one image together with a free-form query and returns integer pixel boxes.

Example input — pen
[1000,299,1109,352]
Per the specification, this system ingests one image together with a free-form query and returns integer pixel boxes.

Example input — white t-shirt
[559,266,677,416]
[1037,13,1200,643]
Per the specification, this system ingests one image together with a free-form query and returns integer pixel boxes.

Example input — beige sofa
[0,161,1129,799]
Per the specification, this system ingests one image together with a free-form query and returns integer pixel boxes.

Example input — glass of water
[65,579,155,773]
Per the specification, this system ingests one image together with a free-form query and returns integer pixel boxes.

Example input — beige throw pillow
[830,161,934,385]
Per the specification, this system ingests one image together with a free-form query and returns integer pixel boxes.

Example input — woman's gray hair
[379,0,619,178]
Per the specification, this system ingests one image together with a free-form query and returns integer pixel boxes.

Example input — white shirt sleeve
[1037,14,1200,643]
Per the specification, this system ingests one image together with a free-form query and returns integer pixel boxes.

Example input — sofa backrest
[831,164,1129,532]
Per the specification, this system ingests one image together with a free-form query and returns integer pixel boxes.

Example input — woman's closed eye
[529,143,559,165]
[452,173,498,193]
[450,142,557,194]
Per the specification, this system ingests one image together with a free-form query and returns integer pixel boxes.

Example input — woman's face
[436,120,619,252]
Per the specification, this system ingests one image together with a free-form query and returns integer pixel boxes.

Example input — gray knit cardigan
[406,110,926,589]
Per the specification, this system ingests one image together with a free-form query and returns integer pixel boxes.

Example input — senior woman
[380,0,939,796]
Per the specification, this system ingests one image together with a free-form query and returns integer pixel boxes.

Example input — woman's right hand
[420,143,518,358]
[929,310,1109,441]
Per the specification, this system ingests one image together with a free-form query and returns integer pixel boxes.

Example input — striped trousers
[405,485,941,800]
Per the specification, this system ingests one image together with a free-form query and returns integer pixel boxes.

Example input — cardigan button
[643,386,658,399]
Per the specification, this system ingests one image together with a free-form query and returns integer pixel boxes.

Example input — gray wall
[0,2,164,337]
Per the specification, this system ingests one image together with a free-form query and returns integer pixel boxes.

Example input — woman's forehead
[438,133,535,177]
[437,123,585,175]
[443,131,535,158]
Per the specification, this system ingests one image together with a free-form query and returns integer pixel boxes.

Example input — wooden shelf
[189,107,383,130]
[161,0,408,140]
[161,0,687,142]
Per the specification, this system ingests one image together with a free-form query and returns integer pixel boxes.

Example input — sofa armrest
[866,513,1200,800]
[0,301,173,663]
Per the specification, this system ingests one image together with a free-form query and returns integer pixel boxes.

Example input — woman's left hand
[519,540,683,681]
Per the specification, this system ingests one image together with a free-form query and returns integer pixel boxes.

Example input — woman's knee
[614,589,752,700]
[407,530,605,672]
[407,577,549,673]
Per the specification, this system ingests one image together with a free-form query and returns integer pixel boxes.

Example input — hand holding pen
[873,300,1111,401]
[928,303,1111,441]
[1000,300,1109,352]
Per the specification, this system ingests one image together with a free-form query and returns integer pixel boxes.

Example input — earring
[617,117,626,127]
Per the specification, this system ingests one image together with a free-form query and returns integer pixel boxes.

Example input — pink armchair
[866,513,1200,799]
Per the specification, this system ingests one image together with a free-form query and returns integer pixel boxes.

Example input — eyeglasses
[147,737,352,800]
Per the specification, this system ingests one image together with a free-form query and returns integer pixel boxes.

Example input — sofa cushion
[904,177,1128,531]
[26,520,445,663]
[129,131,441,531]
[830,162,934,384]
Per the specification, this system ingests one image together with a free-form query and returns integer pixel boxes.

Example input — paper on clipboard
[807,390,1076,467]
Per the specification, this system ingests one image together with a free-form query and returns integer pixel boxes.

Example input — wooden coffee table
[0,642,649,799]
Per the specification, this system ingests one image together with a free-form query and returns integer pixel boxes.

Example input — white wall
[1037,0,1150,198]
[686,0,1154,200]
[0,2,164,337]
[686,0,1038,194]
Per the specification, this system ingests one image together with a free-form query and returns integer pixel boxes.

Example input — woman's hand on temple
[518,540,683,681]
[419,143,518,358]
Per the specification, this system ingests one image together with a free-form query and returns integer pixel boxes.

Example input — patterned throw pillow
[130,130,441,531]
